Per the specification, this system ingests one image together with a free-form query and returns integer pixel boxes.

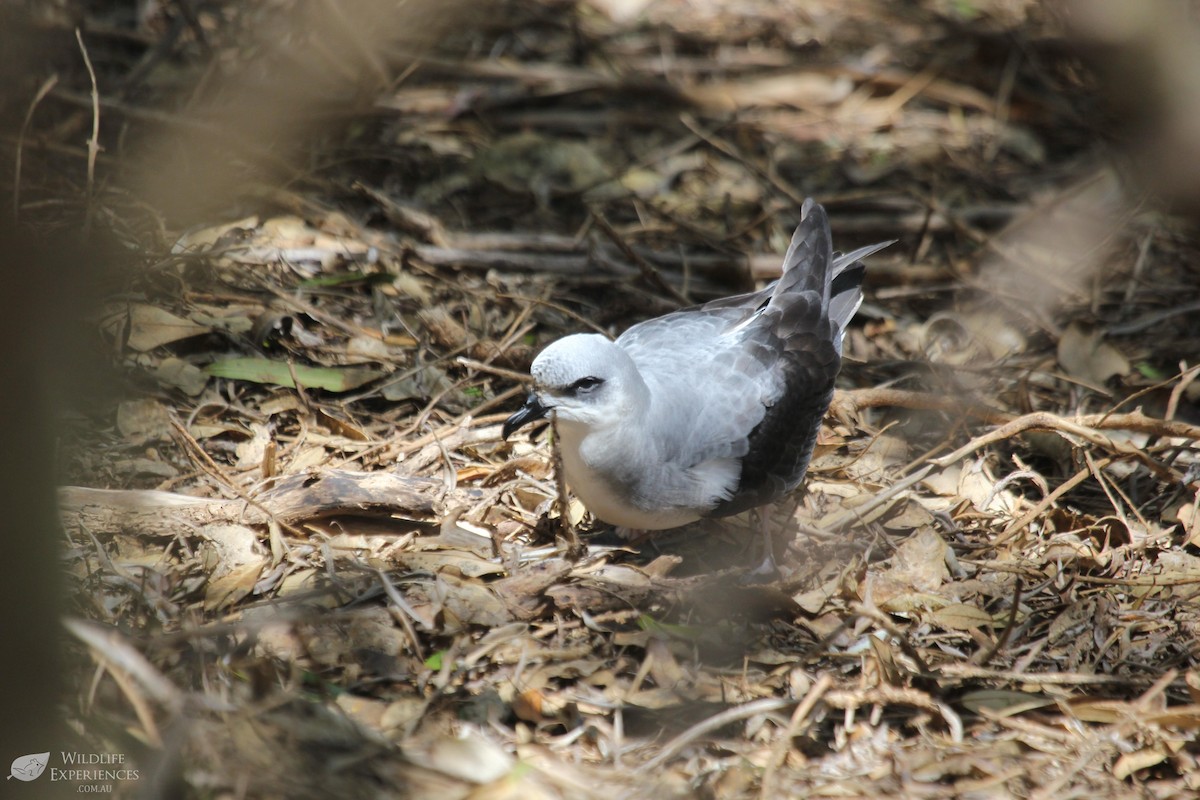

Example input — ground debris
[29,0,1200,797]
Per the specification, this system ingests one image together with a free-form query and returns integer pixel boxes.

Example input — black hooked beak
[502,393,550,440]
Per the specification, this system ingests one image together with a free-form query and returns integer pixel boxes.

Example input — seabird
[503,199,892,536]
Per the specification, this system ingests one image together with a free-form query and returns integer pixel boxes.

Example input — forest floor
[12,0,1200,797]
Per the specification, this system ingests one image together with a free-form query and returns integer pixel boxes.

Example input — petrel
[504,199,891,534]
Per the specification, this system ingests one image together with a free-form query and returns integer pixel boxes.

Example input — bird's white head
[503,333,648,439]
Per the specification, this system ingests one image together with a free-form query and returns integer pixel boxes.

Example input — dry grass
[8,0,1200,797]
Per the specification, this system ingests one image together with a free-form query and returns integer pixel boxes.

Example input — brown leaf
[1174,490,1200,548]
[116,399,172,443]
[685,72,853,112]
[1186,669,1200,704]
[876,527,948,597]
[1067,697,1126,723]
[201,523,269,610]
[409,733,514,784]
[1113,746,1169,780]
[204,560,265,610]
[958,689,1054,715]
[152,357,209,396]
[928,602,997,631]
[1057,322,1130,386]
[880,499,936,531]
[435,574,512,628]
[126,304,210,351]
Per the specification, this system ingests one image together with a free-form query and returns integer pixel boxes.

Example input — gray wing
[618,307,782,472]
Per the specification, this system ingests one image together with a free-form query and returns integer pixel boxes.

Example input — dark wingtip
[830,262,865,296]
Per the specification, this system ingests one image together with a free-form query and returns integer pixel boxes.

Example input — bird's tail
[773,198,833,301]
[828,240,893,331]
[775,199,894,334]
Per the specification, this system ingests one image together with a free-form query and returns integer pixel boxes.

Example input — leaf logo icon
[8,753,50,781]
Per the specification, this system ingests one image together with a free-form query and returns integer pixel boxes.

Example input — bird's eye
[568,376,604,394]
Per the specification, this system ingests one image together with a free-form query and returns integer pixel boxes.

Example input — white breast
[555,420,729,531]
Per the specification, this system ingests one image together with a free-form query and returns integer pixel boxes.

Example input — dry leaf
[583,0,654,22]
[929,602,998,631]
[1186,669,1200,704]
[959,689,1054,715]
[1057,322,1130,386]
[116,399,172,443]
[204,560,265,610]
[153,357,209,396]
[1113,745,1169,779]
[686,72,853,111]
[434,574,512,628]
[126,304,211,351]
[1174,489,1200,548]
[171,215,259,252]
[234,423,272,469]
[411,733,514,784]
[883,527,949,592]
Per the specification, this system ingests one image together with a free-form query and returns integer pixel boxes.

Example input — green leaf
[1135,362,1167,380]
[951,0,980,19]
[205,357,383,392]
[424,650,446,671]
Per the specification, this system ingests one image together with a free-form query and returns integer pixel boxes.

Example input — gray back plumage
[616,202,890,516]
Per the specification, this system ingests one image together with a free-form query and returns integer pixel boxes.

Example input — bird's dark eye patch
[567,376,604,394]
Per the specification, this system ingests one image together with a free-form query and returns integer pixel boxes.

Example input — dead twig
[836,386,1010,425]
[591,212,690,306]
[759,674,833,800]
[850,602,933,675]
[930,410,1182,481]
[13,74,58,224]
[823,684,963,742]
[1165,363,1200,422]
[75,28,101,236]
[636,697,794,773]
[550,415,584,560]
[817,463,937,532]
[971,578,1023,666]
[64,617,187,745]
[999,459,1111,542]
[933,664,1142,686]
